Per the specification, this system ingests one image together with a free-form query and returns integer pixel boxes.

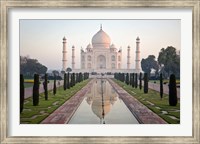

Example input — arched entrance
[97,55,106,69]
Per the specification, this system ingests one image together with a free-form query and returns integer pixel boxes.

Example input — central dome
[92,26,111,48]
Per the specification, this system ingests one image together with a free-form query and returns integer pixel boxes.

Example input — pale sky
[20,20,180,70]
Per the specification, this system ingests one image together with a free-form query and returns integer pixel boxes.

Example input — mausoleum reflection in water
[68,79,139,124]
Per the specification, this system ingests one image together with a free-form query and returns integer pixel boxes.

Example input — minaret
[62,37,67,71]
[135,37,141,72]
[72,45,75,69]
[127,46,130,69]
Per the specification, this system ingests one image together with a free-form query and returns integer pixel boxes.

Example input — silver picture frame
[0,0,199,143]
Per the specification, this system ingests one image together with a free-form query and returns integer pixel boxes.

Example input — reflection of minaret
[127,46,130,69]
[72,45,75,69]
[135,37,141,72]
[62,37,67,71]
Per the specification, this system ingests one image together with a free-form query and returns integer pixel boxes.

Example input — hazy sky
[20,19,180,70]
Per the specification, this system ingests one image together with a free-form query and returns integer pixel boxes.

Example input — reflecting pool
[68,79,139,124]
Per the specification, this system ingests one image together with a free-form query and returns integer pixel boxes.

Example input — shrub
[20,74,24,113]
[160,73,163,99]
[139,72,142,90]
[44,73,48,100]
[144,73,148,93]
[169,74,178,106]
[33,74,39,106]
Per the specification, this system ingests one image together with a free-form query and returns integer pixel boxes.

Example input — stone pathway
[25,81,64,99]
[41,79,94,124]
[108,79,167,124]
[148,82,180,98]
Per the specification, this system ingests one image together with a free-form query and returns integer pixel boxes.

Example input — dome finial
[100,24,102,30]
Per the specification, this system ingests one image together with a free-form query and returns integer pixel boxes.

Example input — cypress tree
[135,73,138,88]
[53,75,56,95]
[144,73,148,93]
[33,74,39,106]
[64,73,67,90]
[44,73,48,100]
[126,73,129,85]
[70,73,73,87]
[169,74,177,106]
[129,73,132,85]
[73,73,76,86]
[76,73,79,83]
[79,72,83,82]
[139,72,142,90]
[20,74,24,113]
[67,72,70,89]
[160,73,163,99]
[132,73,135,88]
[122,73,125,82]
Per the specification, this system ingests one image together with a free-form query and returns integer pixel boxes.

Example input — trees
[160,73,163,99]
[139,72,142,90]
[20,74,24,113]
[125,73,129,85]
[66,67,72,73]
[33,74,40,106]
[143,73,148,93]
[169,74,178,106]
[135,73,138,88]
[129,73,133,86]
[52,70,59,76]
[63,73,67,90]
[132,73,135,88]
[79,72,83,82]
[67,72,70,89]
[20,56,47,77]
[53,75,56,95]
[158,46,180,78]
[141,55,159,78]
[44,73,48,100]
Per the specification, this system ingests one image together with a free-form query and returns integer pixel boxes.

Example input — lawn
[20,79,90,124]
[113,79,180,124]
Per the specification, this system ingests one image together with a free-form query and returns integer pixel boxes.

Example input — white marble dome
[92,27,111,48]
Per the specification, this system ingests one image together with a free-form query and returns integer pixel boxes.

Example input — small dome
[110,44,116,49]
[87,43,93,49]
[72,45,75,48]
[63,36,66,40]
[136,36,140,40]
[92,26,111,48]
[127,45,130,48]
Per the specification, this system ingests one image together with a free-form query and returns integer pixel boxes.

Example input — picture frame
[0,0,199,143]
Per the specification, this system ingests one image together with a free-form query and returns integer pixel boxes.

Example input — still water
[68,79,139,124]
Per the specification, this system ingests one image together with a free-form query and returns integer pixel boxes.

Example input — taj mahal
[62,25,141,73]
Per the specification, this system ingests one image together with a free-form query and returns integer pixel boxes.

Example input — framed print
[0,0,199,143]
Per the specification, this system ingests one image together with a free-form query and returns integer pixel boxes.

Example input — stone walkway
[41,79,94,124]
[25,81,63,99]
[148,82,180,98]
[108,79,167,124]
